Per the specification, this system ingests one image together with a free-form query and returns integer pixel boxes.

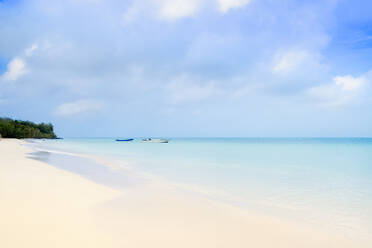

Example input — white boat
[141,138,169,143]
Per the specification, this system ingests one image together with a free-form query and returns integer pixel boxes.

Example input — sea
[28,138,372,239]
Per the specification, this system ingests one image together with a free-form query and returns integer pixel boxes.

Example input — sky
[0,0,372,137]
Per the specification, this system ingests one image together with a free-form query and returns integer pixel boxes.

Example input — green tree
[0,117,57,139]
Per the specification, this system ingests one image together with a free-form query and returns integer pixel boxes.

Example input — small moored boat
[141,138,168,143]
[116,139,134,142]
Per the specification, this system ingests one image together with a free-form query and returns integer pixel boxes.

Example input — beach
[0,138,370,248]
[0,139,121,248]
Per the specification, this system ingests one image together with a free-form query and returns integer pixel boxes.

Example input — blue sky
[1,0,372,137]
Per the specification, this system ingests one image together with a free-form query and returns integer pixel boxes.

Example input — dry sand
[0,139,369,248]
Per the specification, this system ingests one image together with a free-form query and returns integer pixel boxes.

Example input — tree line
[0,117,57,139]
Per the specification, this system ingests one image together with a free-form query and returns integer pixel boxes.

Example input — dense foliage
[0,118,57,139]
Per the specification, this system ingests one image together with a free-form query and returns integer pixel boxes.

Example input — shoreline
[0,138,122,248]
[1,138,369,247]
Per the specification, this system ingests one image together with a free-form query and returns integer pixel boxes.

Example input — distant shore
[0,138,369,248]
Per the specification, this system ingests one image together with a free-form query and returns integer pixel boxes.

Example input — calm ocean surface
[30,138,372,238]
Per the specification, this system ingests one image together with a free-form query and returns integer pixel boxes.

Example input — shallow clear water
[30,138,372,238]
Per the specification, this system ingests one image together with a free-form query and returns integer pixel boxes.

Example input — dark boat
[115,139,134,142]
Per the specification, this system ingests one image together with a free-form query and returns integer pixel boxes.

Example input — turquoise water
[31,138,372,237]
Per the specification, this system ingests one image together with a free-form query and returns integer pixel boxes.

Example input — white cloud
[166,76,222,104]
[69,0,102,4]
[218,0,251,13]
[1,44,40,82]
[273,49,314,74]
[123,0,204,22]
[25,44,38,57]
[55,100,103,116]
[307,74,368,106]
[156,0,202,20]
[1,58,27,81]
[122,0,252,22]
[334,75,365,91]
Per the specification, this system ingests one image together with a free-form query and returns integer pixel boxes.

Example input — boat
[141,138,169,143]
[115,139,134,142]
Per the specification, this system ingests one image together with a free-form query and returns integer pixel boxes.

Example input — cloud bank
[1,0,372,136]
[55,100,103,116]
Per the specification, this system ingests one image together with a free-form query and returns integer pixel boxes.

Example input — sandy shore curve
[0,139,369,248]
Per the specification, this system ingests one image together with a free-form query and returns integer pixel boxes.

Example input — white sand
[0,139,369,248]
[0,139,121,248]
